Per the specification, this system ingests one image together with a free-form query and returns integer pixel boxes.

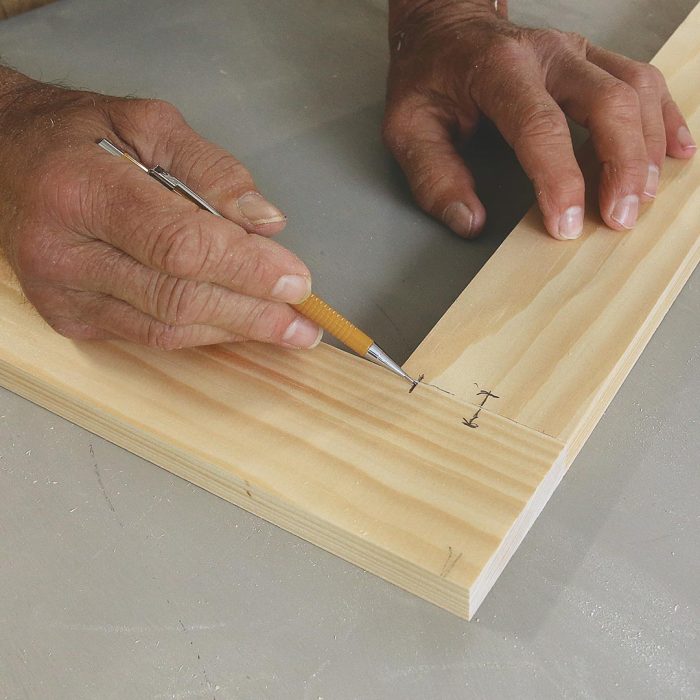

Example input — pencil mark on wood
[462,411,481,429]
[476,388,500,406]
[428,381,456,397]
[89,443,122,526]
[440,546,463,578]
[408,373,457,397]
[409,373,425,393]
[244,480,253,498]
[462,384,500,428]
[410,373,456,397]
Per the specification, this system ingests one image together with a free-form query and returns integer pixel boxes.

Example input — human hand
[0,70,321,349]
[383,0,696,240]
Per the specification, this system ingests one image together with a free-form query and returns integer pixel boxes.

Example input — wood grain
[405,4,700,456]
[0,261,565,618]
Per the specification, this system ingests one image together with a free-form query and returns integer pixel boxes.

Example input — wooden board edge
[469,445,569,618]
[1,354,523,620]
[563,240,700,464]
[2,347,576,620]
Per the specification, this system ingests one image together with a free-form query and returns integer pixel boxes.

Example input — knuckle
[152,276,210,325]
[562,31,588,53]
[144,319,184,351]
[543,168,584,193]
[150,217,213,278]
[529,28,564,47]
[647,64,666,87]
[602,157,649,182]
[168,279,201,325]
[138,98,183,130]
[644,126,666,148]
[625,63,662,92]
[598,80,640,113]
[516,105,567,142]
[526,29,588,60]
[228,239,277,292]
[239,301,291,342]
[483,35,525,65]
[533,168,583,206]
[243,254,272,290]
[199,153,252,194]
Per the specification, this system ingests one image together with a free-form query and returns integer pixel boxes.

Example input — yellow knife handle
[292,293,373,356]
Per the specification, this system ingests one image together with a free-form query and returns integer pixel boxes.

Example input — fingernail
[237,192,286,225]
[271,274,311,303]
[677,126,697,152]
[282,318,323,349]
[557,206,584,240]
[442,202,474,237]
[611,194,639,230]
[644,164,660,198]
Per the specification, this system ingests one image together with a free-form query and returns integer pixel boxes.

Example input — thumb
[383,103,486,238]
[111,99,287,237]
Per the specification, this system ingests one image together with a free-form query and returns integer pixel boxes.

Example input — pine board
[406,5,700,455]
[0,263,565,619]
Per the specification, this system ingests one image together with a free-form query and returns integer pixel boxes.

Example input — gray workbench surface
[1,1,698,698]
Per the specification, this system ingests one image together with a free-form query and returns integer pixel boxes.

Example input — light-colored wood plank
[405,4,700,455]
[0,262,565,619]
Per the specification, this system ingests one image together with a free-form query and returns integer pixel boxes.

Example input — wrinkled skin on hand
[0,77,321,349]
[384,0,696,240]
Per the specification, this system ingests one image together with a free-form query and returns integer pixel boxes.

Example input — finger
[494,0,509,19]
[661,98,697,159]
[585,48,664,199]
[471,49,585,240]
[586,46,696,161]
[20,281,119,342]
[106,99,287,236]
[65,240,322,348]
[383,98,486,238]
[549,55,649,229]
[66,289,244,348]
[61,288,322,350]
[81,158,312,304]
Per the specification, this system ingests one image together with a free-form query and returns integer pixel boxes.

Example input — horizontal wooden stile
[0,5,697,619]
[0,265,565,618]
